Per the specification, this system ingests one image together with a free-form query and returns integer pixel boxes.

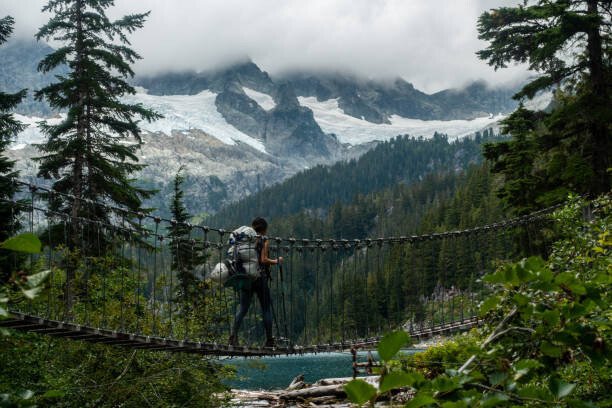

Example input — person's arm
[260,240,283,265]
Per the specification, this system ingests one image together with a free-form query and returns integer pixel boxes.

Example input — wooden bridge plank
[3,311,481,357]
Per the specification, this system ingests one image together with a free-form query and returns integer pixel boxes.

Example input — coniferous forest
[0,0,610,407]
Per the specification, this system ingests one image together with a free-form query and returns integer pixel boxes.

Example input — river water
[224,350,418,390]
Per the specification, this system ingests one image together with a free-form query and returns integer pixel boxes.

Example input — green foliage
[169,165,206,312]
[0,232,231,406]
[401,332,480,379]
[0,334,231,407]
[0,15,26,284]
[0,234,41,254]
[479,1,611,212]
[377,330,410,362]
[0,233,53,406]
[483,106,544,215]
[0,234,49,320]
[344,379,377,405]
[379,371,422,394]
[345,195,611,406]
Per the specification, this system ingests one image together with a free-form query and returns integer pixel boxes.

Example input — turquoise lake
[224,350,417,390]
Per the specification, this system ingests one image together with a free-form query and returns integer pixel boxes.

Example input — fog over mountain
[1,39,539,216]
[0,0,528,93]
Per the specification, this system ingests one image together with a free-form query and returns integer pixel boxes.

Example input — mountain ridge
[137,60,520,123]
[3,40,519,217]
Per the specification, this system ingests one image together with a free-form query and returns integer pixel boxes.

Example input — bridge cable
[289,241,295,345]
[352,241,359,340]
[364,241,371,338]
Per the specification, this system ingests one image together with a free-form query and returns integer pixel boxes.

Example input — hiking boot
[264,337,276,348]
[228,334,239,347]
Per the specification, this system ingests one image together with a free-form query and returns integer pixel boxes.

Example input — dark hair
[251,217,268,234]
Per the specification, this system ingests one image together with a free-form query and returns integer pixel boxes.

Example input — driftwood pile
[227,374,414,407]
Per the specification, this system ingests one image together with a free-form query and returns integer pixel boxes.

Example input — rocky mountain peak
[274,83,300,111]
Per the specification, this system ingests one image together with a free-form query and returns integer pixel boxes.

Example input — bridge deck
[1,312,480,357]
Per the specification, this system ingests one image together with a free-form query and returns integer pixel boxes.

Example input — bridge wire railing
[0,178,560,353]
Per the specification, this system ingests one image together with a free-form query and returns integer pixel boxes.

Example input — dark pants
[232,277,273,340]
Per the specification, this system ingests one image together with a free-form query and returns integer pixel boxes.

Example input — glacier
[123,90,268,153]
[11,113,63,150]
[12,91,511,153]
[242,87,276,111]
[12,90,269,154]
[298,96,505,145]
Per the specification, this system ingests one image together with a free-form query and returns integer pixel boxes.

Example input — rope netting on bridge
[0,179,559,356]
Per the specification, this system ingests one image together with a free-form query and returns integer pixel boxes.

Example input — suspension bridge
[0,180,557,356]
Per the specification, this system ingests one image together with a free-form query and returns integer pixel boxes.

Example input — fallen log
[229,389,280,402]
[313,376,379,387]
[280,384,346,400]
[281,376,380,401]
[229,376,384,406]
[288,374,308,391]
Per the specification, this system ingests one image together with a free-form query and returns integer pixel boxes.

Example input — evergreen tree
[0,16,26,282]
[35,0,161,250]
[478,0,611,209]
[35,0,160,312]
[483,106,544,215]
[169,166,198,304]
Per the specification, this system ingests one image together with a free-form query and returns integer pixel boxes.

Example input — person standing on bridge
[229,217,283,348]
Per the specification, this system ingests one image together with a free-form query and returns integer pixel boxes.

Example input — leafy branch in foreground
[0,233,53,407]
[0,234,50,326]
[345,195,611,407]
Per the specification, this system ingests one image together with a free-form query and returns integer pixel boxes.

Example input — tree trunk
[585,0,610,194]
[65,0,86,315]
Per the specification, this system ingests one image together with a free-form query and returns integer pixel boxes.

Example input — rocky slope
[0,40,67,116]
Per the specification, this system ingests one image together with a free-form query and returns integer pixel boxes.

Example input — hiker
[229,217,283,348]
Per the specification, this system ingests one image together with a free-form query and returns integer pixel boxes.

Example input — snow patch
[133,86,149,95]
[242,87,276,111]
[123,90,267,153]
[12,91,268,154]
[523,90,553,111]
[298,97,505,145]
[10,114,64,149]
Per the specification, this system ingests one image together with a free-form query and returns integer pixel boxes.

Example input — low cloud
[1,0,530,92]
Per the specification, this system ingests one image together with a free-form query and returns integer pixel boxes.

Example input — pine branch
[0,16,15,44]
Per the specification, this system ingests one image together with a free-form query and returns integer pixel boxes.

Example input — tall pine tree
[169,166,206,318]
[35,0,160,312]
[35,0,161,250]
[0,16,26,282]
[478,0,611,210]
[169,166,197,300]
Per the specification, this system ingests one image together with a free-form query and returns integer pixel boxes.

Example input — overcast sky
[1,0,529,92]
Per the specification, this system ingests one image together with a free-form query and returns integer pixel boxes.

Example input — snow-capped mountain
[3,40,531,216]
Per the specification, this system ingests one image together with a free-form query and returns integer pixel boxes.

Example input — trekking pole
[268,273,282,341]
